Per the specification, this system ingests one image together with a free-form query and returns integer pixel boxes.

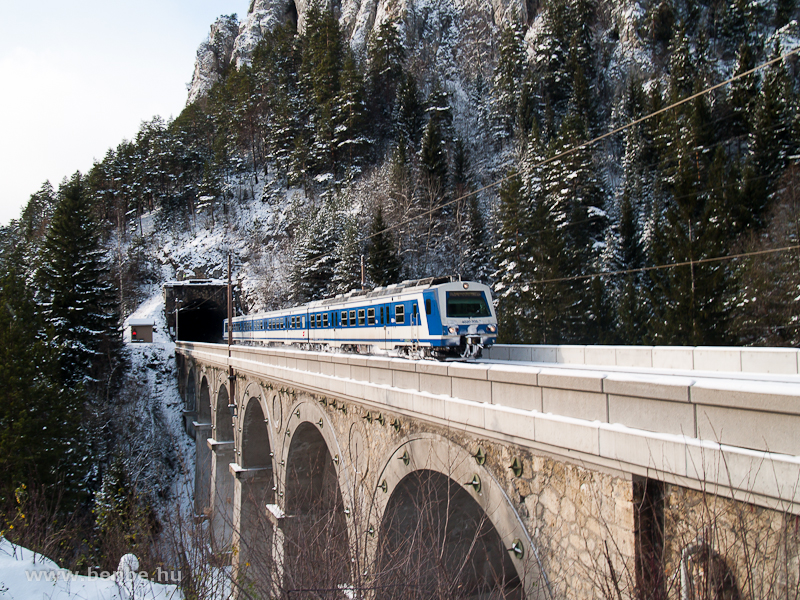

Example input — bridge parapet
[486,343,800,375]
[178,342,800,513]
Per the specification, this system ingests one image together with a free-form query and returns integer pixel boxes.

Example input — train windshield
[446,291,491,318]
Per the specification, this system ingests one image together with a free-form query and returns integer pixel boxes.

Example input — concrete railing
[484,344,800,375]
[178,342,800,512]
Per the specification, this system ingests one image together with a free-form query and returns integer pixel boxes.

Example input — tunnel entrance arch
[177,298,225,343]
[283,421,350,593]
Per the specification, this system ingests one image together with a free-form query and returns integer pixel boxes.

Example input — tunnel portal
[164,280,240,343]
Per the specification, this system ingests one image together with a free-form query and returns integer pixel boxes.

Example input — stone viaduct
[177,342,800,599]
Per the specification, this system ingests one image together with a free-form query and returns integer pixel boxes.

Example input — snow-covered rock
[189,0,530,104]
[186,14,239,106]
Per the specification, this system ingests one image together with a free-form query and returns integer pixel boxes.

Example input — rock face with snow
[186,14,239,106]
[188,0,529,104]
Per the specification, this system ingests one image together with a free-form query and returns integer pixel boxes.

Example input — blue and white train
[224,276,498,359]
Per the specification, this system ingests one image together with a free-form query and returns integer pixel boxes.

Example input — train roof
[230,276,491,320]
[309,275,468,308]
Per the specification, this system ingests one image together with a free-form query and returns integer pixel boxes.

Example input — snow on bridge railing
[484,344,800,376]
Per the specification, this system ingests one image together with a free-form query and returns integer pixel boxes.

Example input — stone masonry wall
[662,485,800,600]
[236,369,639,600]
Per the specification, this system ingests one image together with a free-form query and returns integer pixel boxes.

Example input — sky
[0,0,249,226]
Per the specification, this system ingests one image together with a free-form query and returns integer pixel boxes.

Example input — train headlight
[448,326,458,335]
[487,324,496,333]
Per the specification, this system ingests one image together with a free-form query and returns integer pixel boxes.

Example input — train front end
[426,281,498,358]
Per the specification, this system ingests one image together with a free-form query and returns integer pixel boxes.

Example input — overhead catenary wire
[523,244,800,285]
[360,43,800,244]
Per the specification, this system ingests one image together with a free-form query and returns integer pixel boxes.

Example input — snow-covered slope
[0,538,181,600]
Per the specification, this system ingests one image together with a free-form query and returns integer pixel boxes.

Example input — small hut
[129,318,155,343]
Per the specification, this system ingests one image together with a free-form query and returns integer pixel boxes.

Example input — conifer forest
[1,0,799,586]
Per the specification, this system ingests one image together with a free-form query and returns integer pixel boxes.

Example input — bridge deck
[178,342,800,513]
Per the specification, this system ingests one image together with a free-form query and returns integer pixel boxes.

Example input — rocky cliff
[186,14,240,106]
[187,0,529,105]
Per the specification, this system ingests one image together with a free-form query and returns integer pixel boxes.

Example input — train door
[411,301,420,349]
[381,304,388,351]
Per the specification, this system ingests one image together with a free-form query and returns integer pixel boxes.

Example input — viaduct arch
[178,343,800,599]
[181,365,544,598]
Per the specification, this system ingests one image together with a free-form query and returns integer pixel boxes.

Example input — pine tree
[299,1,344,175]
[530,0,572,118]
[774,0,797,28]
[614,76,655,344]
[728,39,759,140]
[367,19,405,142]
[523,189,576,344]
[331,218,364,294]
[647,89,732,345]
[419,115,449,198]
[649,0,675,46]
[20,182,57,248]
[615,193,645,344]
[395,73,425,147]
[492,170,532,342]
[37,174,123,389]
[668,22,694,102]
[290,201,338,302]
[0,251,86,502]
[452,140,490,281]
[744,41,796,227]
[253,21,301,181]
[542,100,607,341]
[491,22,527,144]
[367,206,401,286]
[335,51,370,170]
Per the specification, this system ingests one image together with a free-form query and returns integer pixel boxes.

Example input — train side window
[310,315,316,328]
[425,299,431,315]
[341,311,347,326]
[323,313,329,327]
[358,309,365,326]
[317,314,322,327]
[395,304,405,324]
[367,308,375,325]
[349,310,356,326]
[301,316,305,328]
